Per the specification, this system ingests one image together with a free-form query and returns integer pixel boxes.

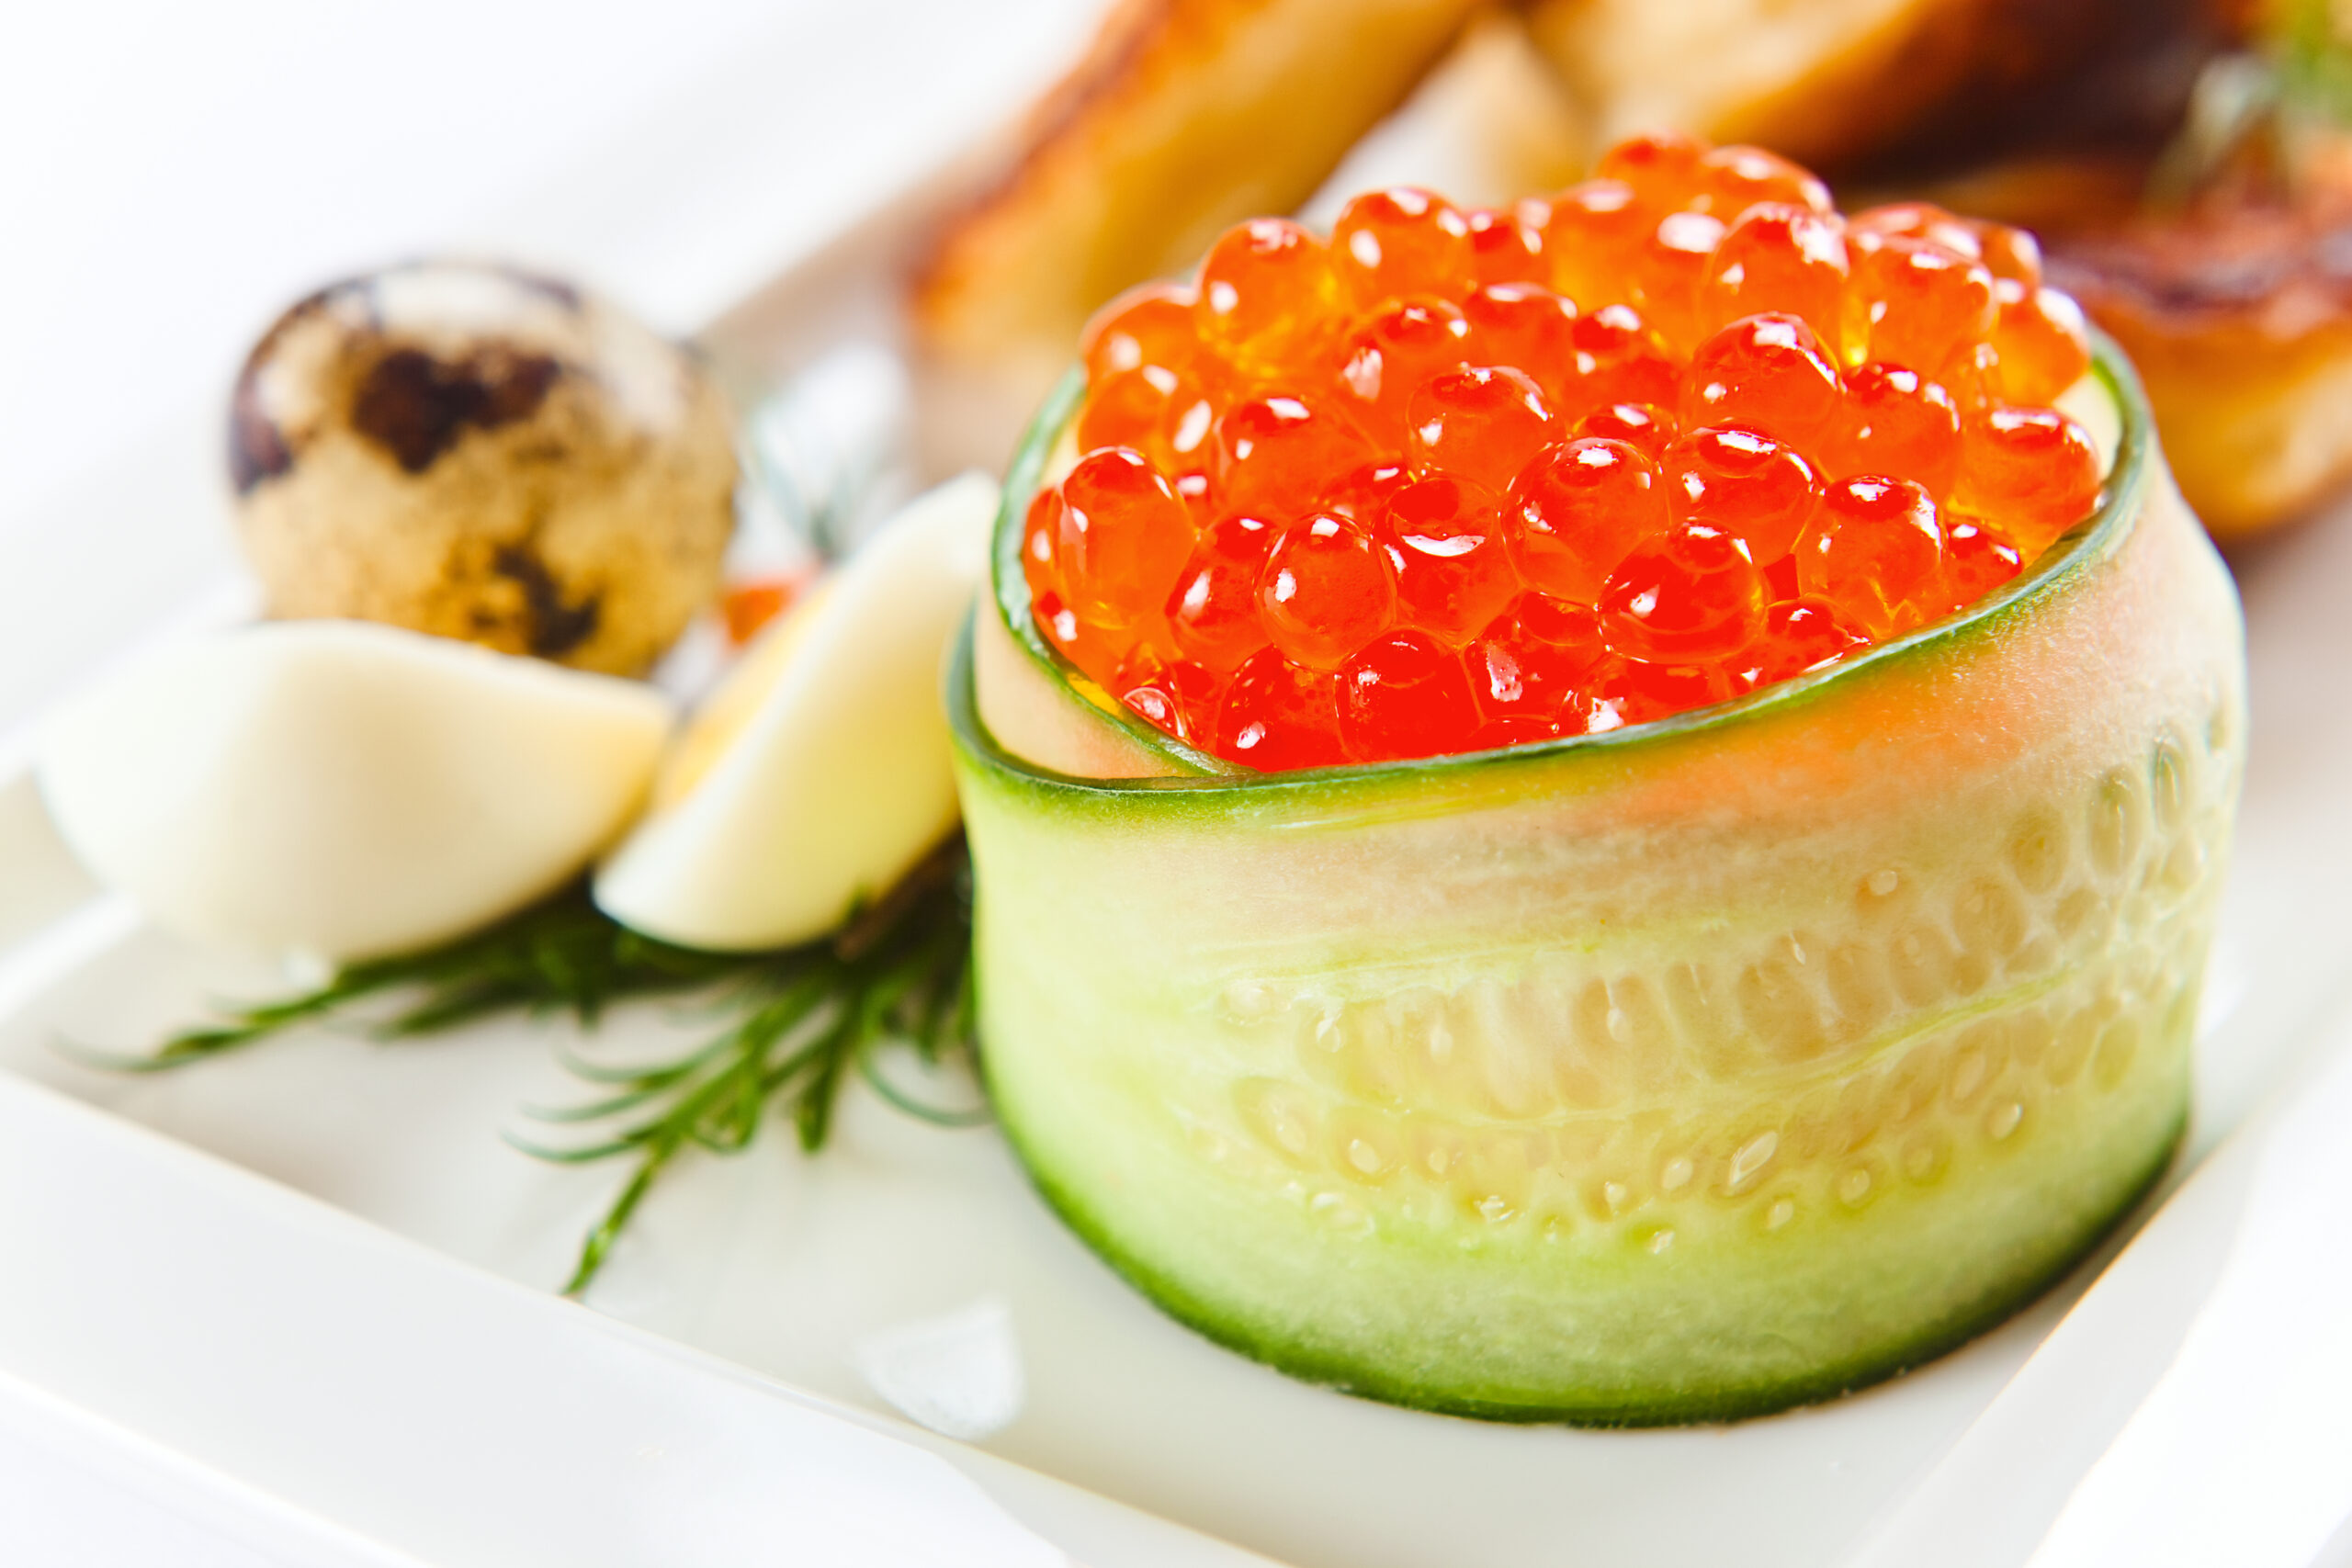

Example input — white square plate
[6,17,2352,1563]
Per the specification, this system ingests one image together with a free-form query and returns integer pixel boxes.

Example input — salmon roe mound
[1032,132,2101,770]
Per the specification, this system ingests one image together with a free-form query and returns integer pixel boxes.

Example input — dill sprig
[514,841,983,1294]
[81,838,983,1294]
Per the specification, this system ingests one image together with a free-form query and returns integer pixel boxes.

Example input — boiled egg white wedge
[593,472,997,951]
[37,619,672,962]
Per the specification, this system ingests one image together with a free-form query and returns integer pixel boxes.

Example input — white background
[0,0,1106,544]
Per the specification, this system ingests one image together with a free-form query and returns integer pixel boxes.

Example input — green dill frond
[89,837,984,1294]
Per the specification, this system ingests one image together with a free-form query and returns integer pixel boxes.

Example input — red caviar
[1510,437,1665,603]
[1036,138,2105,771]
[1382,475,1519,643]
[1339,628,1481,761]
[1463,200,1549,287]
[1668,425,1820,563]
[1702,203,1847,344]
[1574,400,1676,459]
[1258,512,1395,671]
[1467,591,1608,739]
[1682,312,1842,447]
[1332,187,1472,309]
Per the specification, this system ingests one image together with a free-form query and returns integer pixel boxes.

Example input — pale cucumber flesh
[954,346,2249,1422]
[962,694,2230,1419]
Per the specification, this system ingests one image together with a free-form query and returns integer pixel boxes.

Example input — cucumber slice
[950,343,2247,1424]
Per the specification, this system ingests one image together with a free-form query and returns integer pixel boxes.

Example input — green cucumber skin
[954,344,2247,1424]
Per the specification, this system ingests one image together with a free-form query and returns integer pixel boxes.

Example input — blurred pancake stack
[910,0,2352,542]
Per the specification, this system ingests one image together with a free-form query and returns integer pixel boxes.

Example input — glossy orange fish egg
[1047,132,2104,770]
